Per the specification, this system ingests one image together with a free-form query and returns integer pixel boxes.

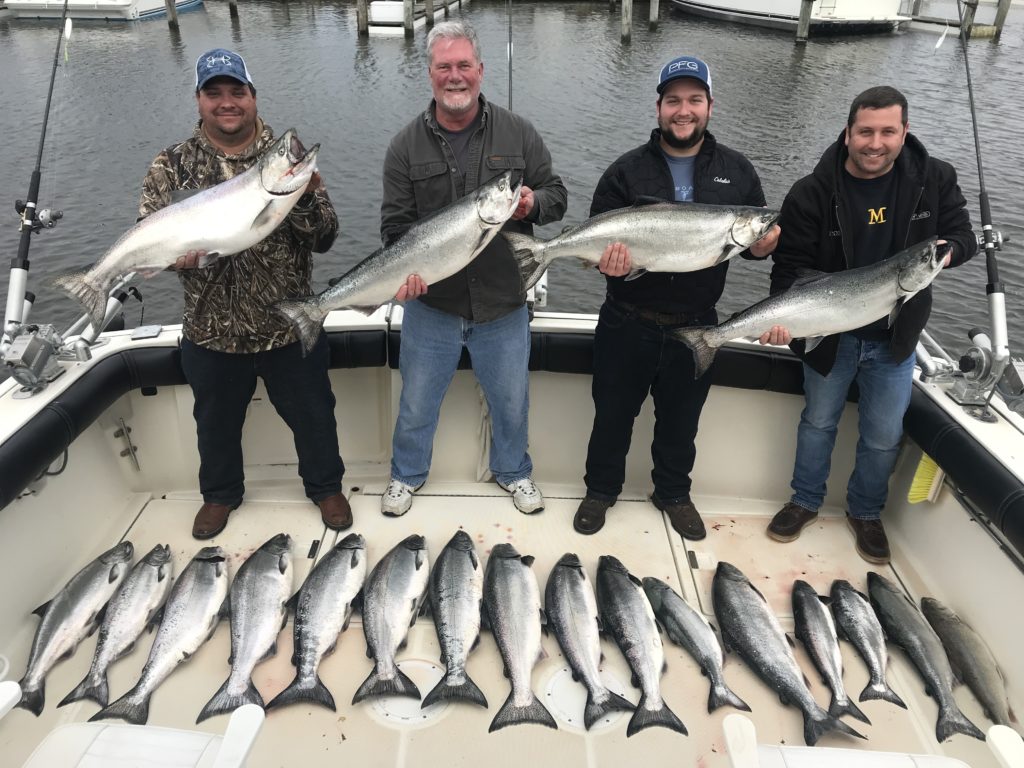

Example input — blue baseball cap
[195,48,254,91]
[657,55,712,98]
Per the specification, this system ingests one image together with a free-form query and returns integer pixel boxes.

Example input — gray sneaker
[381,479,423,517]
[497,477,545,514]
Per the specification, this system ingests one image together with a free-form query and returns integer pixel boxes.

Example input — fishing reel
[947,329,1024,417]
[2,323,65,394]
[15,200,63,233]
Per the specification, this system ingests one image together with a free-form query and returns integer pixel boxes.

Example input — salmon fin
[266,673,336,712]
[584,688,635,729]
[489,690,557,732]
[59,671,109,708]
[803,711,865,746]
[804,335,825,354]
[707,682,750,714]
[251,201,276,230]
[715,244,735,265]
[51,269,109,332]
[829,695,871,725]
[196,677,264,723]
[626,695,687,737]
[623,268,648,281]
[504,231,550,291]
[670,326,717,379]
[31,601,51,618]
[887,297,905,328]
[936,704,986,742]
[421,671,488,709]
[352,664,420,704]
[273,297,327,357]
[90,686,149,725]
[860,679,907,709]
[16,681,45,717]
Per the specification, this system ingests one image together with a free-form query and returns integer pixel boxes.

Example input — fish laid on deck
[921,595,1017,728]
[197,533,293,722]
[792,579,870,724]
[505,203,779,290]
[275,171,521,356]
[829,579,907,709]
[52,130,319,333]
[267,533,367,712]
[92,546,229,725]
[642,576,748,715]
[16,541,134,717]
[712,562,864,746]
[353,534,429,703]
[674,238,946,377]
[867,572,986,742]
[547,553,634,729]
[60,544,173,709]
[596,556,686,737]
[483,543,556,732]
[423,530,487,709]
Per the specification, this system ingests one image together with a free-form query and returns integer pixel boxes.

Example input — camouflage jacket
[139,120,338,353]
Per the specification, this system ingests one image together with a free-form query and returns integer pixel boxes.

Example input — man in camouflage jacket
[140,48,351,538]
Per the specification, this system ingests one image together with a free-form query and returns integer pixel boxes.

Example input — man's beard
[441,90,474,115]
[661,121,707,150]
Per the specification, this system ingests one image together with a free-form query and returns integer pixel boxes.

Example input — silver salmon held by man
[17,541,134,716]
[674,238,947,378]
[505,202,779,291]
[276,172,522,356]
[53,129,319,332]
[712,562,864,746]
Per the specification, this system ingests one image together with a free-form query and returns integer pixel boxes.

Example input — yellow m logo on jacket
[868,207,887,225]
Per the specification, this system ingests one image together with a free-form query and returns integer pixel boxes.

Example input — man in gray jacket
[380,21,567,517]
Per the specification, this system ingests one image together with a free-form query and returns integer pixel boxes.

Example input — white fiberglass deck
[0,480,1010,767]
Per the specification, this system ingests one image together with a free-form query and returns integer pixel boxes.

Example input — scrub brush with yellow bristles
[907,453,945,504]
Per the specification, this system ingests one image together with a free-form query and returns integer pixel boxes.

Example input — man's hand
[598,242,632,277]
[758,325,792,345]
[395,274,428,302]
[511,185,535,221]
[173,250,207,270]
[305,171,323,196]
[938,238,952,267]
[749,224,781,259]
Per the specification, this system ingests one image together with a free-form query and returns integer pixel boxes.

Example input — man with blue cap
[572,55,780,540]
[139,48,351,539]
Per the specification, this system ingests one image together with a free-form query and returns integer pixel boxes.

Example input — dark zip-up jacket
[770,131,976,375]
[590,129,768,316]
[381,95,567,322]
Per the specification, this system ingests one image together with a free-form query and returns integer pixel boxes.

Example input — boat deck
[0,477,1009,767]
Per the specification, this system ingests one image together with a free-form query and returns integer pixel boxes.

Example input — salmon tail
[936,704,986,742]
[860,679,907,709]
[273,297,326,357]
[51,269,108,332]
[584,688,635,730]
[626,695,687,737]
[421,672,488,709]
[488,690,557,732]
[670,326,717,379]
[351,665,420,704]
[196,677,264,723]
[829,694,871,725]
[265,673,336,712]
[59,671,109,708]
[15,680,44,717]
[90,686,150,725]
[504,231,550,291]
[803,711,866,746]
[707,682,751,714]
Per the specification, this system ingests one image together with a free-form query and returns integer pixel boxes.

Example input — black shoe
[573,495,614,535]
[847,516,891,565]
[651,494,706,541]
[767,502,818,543]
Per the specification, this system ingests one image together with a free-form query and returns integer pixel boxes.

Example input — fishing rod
[506,0,513,111]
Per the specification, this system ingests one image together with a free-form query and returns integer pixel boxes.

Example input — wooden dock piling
[621,0,631,42]
[356,0,368,35]
[163,0,178,28]
[649,0,659,31]
[227,0,237,19]
[404,0,414,37]
[795,0,812,42]
[424,0,434,26]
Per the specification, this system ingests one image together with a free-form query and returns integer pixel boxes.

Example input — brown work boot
[767,502,818,542]
[847,515,890,565]
[318,493,353,531]
[651,494,706,541]
[573,495,615,535]
[192,502,237,540]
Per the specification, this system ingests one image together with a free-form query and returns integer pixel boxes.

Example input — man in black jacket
[573,55,780,540]
[764,85,976,564]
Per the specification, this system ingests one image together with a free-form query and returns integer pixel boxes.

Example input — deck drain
[366,659,448,727]
[543,665,632,733]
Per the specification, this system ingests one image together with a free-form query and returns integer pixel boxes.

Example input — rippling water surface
[0,0,1021,356]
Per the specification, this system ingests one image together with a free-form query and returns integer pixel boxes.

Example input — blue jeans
[791,334,915,521]
[180,334,344,506]
[390,299,532,487]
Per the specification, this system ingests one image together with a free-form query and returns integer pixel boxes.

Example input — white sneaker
[497,477,545,515]
[381,479,423,517]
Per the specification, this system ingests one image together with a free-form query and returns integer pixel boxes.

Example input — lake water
[1,0,1021,358]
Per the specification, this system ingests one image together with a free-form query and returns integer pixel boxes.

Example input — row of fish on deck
[50,138,944,364]
[14,531,1015,745]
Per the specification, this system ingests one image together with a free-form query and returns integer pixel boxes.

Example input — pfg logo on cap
[668,59,700,74]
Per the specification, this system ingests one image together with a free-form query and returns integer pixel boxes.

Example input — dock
[358,0,467,37]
